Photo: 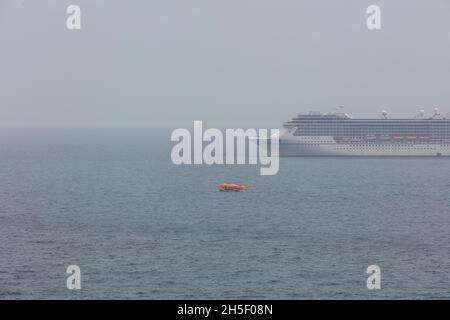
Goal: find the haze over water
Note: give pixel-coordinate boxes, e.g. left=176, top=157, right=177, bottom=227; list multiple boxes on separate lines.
left=0, top=129, right=449, bottom=299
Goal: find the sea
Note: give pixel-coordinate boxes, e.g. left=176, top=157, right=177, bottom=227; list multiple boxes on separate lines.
left=0, top=128, right=449, bottom=299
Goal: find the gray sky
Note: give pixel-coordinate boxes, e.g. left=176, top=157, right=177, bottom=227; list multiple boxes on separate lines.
left=1, top=0, right=450, bottom=129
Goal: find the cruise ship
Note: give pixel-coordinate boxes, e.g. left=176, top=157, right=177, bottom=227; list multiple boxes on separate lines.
left=279, top=108, right=450, bottom=156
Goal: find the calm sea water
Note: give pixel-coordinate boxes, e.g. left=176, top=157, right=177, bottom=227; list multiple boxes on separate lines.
left=0, top=129, right=449, bottom=299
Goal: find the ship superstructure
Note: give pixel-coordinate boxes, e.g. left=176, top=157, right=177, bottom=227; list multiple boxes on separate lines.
left=280, top=109, right=450, bottom=156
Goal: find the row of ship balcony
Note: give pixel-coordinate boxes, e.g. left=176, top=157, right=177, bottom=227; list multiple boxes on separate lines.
left=331, top=135, right=450, bottom=142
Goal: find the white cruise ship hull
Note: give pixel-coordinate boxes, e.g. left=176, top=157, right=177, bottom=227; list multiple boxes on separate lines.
left=280, top=133, right=450, bottom=157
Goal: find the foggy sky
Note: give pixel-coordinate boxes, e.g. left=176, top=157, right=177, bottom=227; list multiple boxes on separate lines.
left=1, top=0, right=450, bottom=129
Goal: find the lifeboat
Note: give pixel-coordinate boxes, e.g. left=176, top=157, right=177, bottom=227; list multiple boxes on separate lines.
left=219, top=183, right=247, bottom=191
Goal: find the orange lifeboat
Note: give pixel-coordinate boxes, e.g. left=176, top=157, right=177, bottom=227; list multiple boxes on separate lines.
left=218, top=183, right=247, bottom=191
